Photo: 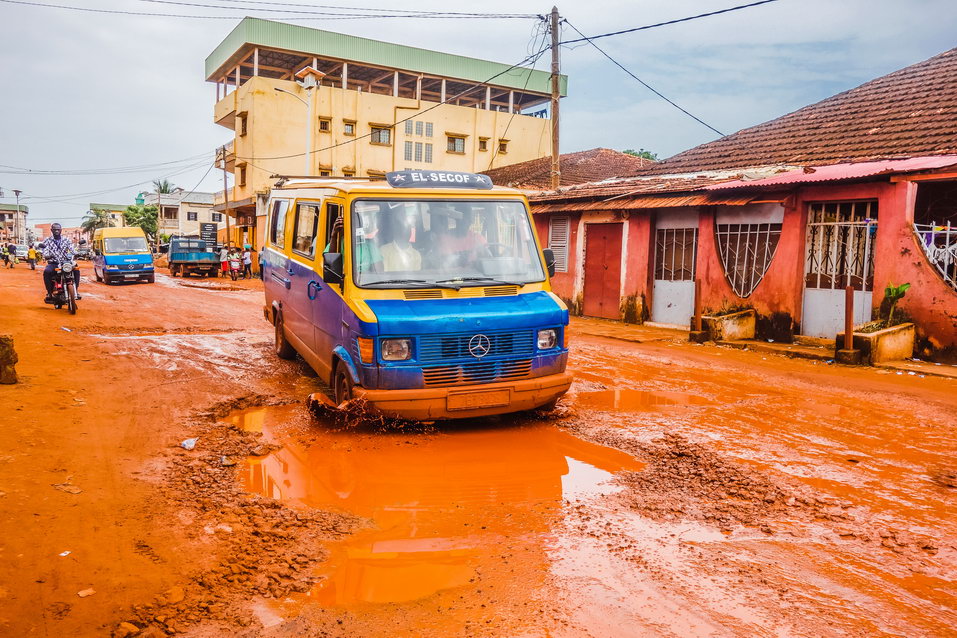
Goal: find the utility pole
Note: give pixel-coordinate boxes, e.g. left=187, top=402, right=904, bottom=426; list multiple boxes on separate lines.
left=155, top=187, right=162, bottom=253
left=550, top=6, right=561, bottom=190
left=220, top=146, right=232, bottom=249
left=12, top=189, right=22, bottom=244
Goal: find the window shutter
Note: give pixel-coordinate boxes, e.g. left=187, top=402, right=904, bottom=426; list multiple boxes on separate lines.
left=548, top=216, right=570, bottom=273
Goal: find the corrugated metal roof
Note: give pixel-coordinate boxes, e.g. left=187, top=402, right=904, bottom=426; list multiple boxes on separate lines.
left=531, top=192, right=760, bottom=213
left=706, top=155, right=957, bottom=190
left=206, top=18, right=566, bottom=96
left=0, top=204, right=28, bottom=212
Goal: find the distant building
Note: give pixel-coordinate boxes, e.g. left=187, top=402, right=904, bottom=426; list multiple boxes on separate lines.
left=0, top=204, right=28, bottom=243
left=90, top=203, right=129, bottom=228
left=33, top=223, right=87, bottom=245
left=140, top=190, right=223, bottom=237
left=205, top=17, right=565, bottom=249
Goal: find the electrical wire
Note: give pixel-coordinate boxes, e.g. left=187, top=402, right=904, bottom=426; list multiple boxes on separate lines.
left=199, top=0, right=537, bottom=17
left=137, top=0, right=535, bottom=18
left=563, top=19, right=725, bottom=137
left=558, top=0, right=782, bottom=45
left=0, top=151, right=216, bottom=176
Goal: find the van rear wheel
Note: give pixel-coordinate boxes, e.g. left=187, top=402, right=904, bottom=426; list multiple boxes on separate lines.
left=274, top=312, right=296, bottom=360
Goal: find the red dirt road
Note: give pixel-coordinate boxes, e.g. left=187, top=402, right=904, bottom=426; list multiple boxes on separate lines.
left=0, top=265, right=955, bottom=637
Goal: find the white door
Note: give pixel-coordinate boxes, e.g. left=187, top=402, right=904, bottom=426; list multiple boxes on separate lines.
left=651, top=210, right=699, bottom=327
left=802, top=201, right=878, bottom=338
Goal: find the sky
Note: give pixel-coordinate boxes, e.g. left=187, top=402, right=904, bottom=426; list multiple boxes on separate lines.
left=1, top=0, right=956, bottom=226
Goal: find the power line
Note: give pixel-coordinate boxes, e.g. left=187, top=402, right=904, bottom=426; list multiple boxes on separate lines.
left=563, top=19, right=725, bottom=137
left=138, top=0, right=535, bottom=18
left=198, top=0, right=537, bottom=17
left=0, top=151, right=216, bottom=176
left=558, top=0, right=782, bottom=45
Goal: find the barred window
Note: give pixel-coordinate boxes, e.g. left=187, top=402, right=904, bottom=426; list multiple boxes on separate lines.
left=415, top=121, right=423, bottom=136
left=425, top=122, right=433, bottom=137
left=424, top=143, right=433, bottom=163
left=404, top=141, right=413, bottom=162
left=715, top=223, right=782, bottom=297
left=414, top=142, right=423, bottom=162
left=404, top=120, right=413, bottom=135
left=447, top=136, right=465, bottom=153
left=371, top=127, right=391, bottom=145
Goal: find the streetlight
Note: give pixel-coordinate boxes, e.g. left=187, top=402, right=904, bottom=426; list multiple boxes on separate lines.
left=274, top=70, right=320, bottom=176
left=12, top=189, right=22, bottom=244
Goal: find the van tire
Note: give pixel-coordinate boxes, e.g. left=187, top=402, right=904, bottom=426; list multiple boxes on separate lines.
left=94, top=269, right=102, bottom=282
left=333, top=364, right=353, bottom=405
left=147, top=275, right=155, bottom=283
left=274, top=312, right=296, bottom=360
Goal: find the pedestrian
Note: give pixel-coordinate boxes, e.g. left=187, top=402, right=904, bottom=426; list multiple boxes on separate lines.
left=242, top=245, right=252, bottom=280
left=0, top=244, right=7, bottom=268
left=219, top=244, right=229, bottom=278
left=27, top=244, right=37, bottom=270
left=5, top=242, right=17, bottom=268
left=258, top=245, right=265, bottom=280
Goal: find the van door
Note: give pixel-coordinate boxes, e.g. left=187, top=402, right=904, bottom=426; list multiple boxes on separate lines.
left=285, top=201, right=324, bottom=366
left=263, top=199, right=292, bottom=328
left=311, top=199, right=349, bottom=378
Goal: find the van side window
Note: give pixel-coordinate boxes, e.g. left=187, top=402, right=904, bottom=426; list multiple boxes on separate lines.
left=270, top=200, right=288, bottom=248
left=291, top=203, right=320, bottom=259
left=325, top=203, right=342, bottom=253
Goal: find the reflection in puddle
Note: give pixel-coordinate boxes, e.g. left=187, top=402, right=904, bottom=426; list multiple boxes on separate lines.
left=229, top=405, right=643, bottom=608
left=573, top=388, right=711, bottom=412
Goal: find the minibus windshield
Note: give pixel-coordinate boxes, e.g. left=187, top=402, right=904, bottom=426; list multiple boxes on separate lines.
left=105, top=237, right=149, bottom=253
left=350, top=199, right=546, bottom=288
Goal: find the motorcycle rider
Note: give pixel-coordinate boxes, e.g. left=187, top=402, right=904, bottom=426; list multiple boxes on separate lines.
left=41, top=223, right=81, bottom=303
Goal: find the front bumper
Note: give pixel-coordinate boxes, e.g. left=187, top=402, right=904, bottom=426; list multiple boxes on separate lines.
left=352, top=371, right=573, bottom=420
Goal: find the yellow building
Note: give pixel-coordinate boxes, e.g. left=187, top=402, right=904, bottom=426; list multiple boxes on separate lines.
left=206, top=17, right=566, bottom=249
left=90, top=203, right=128, bottom=228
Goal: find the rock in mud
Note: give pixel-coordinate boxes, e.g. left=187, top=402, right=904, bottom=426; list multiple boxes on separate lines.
left=0, top=335, right=18, bottom=384
left=113, top=621, right=141, bottom=637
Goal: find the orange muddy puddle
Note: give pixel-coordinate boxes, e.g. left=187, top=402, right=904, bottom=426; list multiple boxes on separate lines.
left=228, top=405, right=644, bottom=610
left=571, top=388, right=712, bottom=412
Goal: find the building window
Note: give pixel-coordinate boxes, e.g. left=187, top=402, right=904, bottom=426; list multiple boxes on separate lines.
left=343, top=121, right=355, bottom=136
left=424, top=143, right=433, bottom=163
left=405, top=120, right=413, bottom=135
left=319, top=170, right=331, bottom=177
left=414, top=142, right=423, bottom=162
left=187, top=211, right=198, bottom=221
left=404, top=141, right=413, bottom=162
left=237, top=164, right=247, bottom=186
left=447, top=136, right=465, bottom=154
left=479, top=138, right=489, bottom=152
left=212, top=213, right=223, bottom=222
left=370, top=126, right=391, bottom=146
left=318, top=118, right=331, bottom=133
left=342, top=169, right=355, bottom=177
left=237, top=113, right=247, bottom=136
left=498, top=139, right=509, bottom=154
left=163, top=207, right=177, bottom=220
left=425, top=122, right=433, bottom=137
left=548, top=216, right=570, bottom=273
left=415, top=121, right=423, bottom=136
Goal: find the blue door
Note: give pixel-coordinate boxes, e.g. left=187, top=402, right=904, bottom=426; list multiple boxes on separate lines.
left=285, top=202, right=323, bottom=362
left=264, top=199, right=292, bottom=330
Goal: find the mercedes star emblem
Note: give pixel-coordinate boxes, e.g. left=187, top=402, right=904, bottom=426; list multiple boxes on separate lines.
left=468, top=334, right=491, bottom=358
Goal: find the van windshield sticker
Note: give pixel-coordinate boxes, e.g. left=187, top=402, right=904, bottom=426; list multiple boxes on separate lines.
left=386, top=170, right=493, bottom=190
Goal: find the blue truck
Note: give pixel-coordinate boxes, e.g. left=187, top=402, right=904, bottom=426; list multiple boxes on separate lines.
left=168, top=237, right=220, bottom=278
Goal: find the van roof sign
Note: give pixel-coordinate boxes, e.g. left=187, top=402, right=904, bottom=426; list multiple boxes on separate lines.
left=386, top=170, right=493, bottom=190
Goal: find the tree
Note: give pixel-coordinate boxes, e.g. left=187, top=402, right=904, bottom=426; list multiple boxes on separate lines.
left=81, top=208, right=115, bottom=234
left=623, top=148, right=659, bottom=161
left=152, top=179, right=175, bottom=194
left=123, top=204, right=158, bottom=242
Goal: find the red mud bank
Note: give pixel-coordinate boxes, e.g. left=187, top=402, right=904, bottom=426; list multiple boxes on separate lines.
left=1, top=266, right=955, bottom=637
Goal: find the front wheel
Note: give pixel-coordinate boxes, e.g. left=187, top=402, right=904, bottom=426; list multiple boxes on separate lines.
left=146, top=275, right=155, bottom=283
left=66, top=282, right=77, bottom=314
left=274, top=312, right=296, bottom=360
left=333, top=365, right=354, bottom=405
left=94, top=269, right=102, bottom=282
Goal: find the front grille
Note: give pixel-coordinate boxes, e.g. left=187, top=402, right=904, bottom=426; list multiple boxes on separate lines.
left=404, top=289, right=443, bottom=299
left=418, top=330, right=535, bottom=363
left=422, top=359, right=532, bottom=387
left=401, top=286, right=520, bottom=300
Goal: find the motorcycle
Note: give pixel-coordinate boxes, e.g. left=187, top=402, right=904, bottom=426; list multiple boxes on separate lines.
left=49, top=260, right=79, bottom=314
left=228, top=256, right=242, bottom=281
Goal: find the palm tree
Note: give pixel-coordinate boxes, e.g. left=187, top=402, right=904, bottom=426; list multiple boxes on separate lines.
left=81, top=208, right=115, bottom=234
left=152, top=179, right=175, bottom=194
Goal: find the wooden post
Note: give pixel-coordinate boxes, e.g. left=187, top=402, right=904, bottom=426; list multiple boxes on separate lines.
left=844, top=285, right=854, bottom=350
left=693, top=278, right=702, bottom=332
left=550, top=6, right=561, bottom=189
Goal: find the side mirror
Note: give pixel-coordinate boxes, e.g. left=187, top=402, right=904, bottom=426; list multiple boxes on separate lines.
left=79, top=239, right=88, bottom=245
left=542, top=249, right=556, bottom=277
left=323, top=252, right=344, bottom=285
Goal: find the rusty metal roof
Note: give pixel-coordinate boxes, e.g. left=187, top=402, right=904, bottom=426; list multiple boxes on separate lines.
left=706, top=155, right=957, bottom=190
left=531, top=192, right=764, bottom=213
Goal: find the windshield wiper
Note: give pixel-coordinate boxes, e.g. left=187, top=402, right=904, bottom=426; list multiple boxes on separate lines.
left=365, top=278, right=460, bottom=289
left=436, top=277, right=524, bottom=287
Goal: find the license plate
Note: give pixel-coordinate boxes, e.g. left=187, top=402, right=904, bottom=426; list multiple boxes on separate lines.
left=447, top=389, right=510, bottom=411
left=124, top=274, right=138, bottom=279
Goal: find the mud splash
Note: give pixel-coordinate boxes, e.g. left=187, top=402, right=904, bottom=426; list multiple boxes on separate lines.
left=228, top=404, right=644, bottom=611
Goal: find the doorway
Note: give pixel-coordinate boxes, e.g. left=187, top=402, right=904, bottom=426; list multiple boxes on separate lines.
left=651, top=211, right=699, bottom=326
left=582, top=223, right=623, bottom=320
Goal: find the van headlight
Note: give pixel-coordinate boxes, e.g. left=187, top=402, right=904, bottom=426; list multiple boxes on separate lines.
left=381, top=338, right=412, bottom=361
left=537, top=329, right=557, bottom=350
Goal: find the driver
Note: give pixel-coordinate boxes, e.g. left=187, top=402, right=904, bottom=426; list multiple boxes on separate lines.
left=41, top=223, right=81, bottom=303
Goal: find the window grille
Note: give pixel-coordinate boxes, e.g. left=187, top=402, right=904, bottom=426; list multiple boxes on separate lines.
left=547, top=216, right=570, bottom=272
left=424, top=143, right=433, bottom=163
left=654, top=228, right=697, bottom=281
left=414, top=142, right=423, bottom=162
left=425, top=122, right=433, bottom=137
left=404, top=120, right=413, bottom=135
left=371, top=127, right=391, bottom=145
left=447, top=136, right=465, bottom=153
left=805, top=201, right=877, bottom=291
left=404, top=141, right=413, bottom=162
left=915, top=221, right=957, bottom=289
left=715, top=223, right=782, bottom=297
left=415, top=121, right=423, bottom=136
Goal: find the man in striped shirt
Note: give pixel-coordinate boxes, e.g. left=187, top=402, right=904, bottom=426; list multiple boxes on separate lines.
left=41, top=223, right=81, bottom=303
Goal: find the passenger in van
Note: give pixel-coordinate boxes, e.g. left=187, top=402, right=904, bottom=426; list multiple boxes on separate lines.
left=379, top=209, right=421, bottom=272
